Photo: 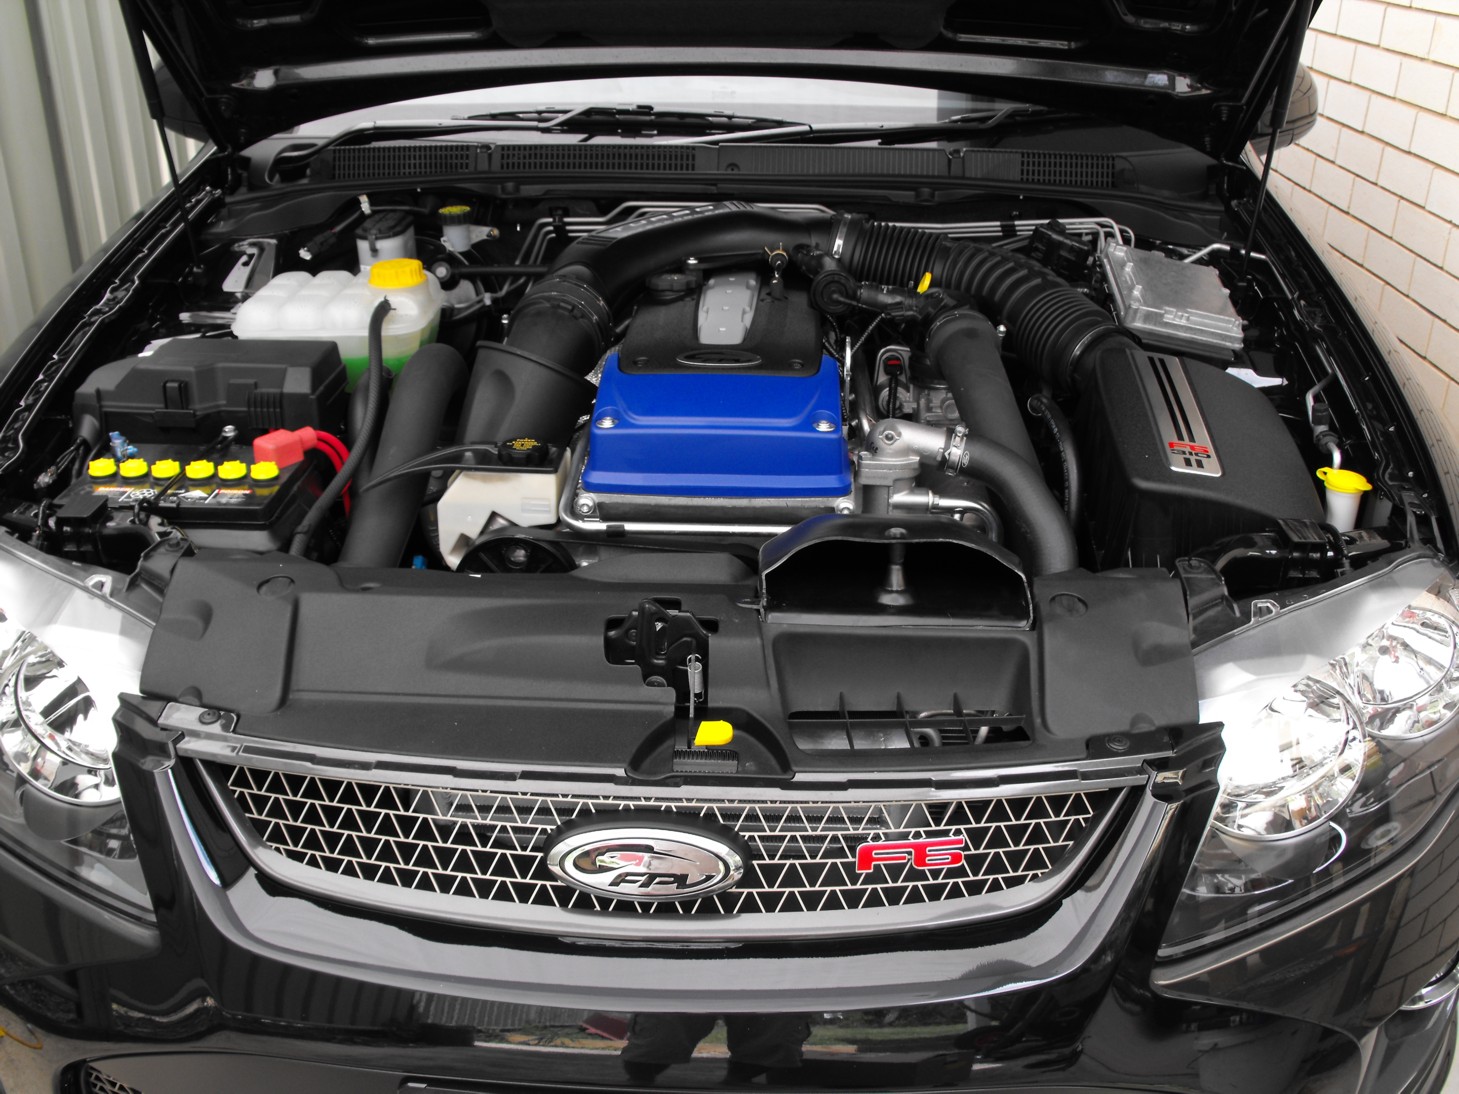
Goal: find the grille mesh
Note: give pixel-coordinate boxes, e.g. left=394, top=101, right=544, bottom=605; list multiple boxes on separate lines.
left=86, top=1069, right=143, bottom=1094
left=1019, top=150, right=1116, bottom=188
left=330, top=142, right=476, bottom=180
left=497, top=145, right=699, bottom=173
left=220, top=765, right=1110, bottom=916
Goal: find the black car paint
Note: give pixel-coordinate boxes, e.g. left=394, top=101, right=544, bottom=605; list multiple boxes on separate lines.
left=0, top=692, right=1454, bottom=1092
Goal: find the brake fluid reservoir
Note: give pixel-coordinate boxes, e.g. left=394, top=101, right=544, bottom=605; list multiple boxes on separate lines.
left=234, top=259, right=442, bottom=387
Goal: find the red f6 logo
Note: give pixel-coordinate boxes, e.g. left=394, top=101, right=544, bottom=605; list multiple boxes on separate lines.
left=855, top=836, right=967, bottom=873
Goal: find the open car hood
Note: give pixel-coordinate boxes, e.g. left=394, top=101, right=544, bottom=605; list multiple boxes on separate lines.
left=126, top=0, right=1315, bottom=160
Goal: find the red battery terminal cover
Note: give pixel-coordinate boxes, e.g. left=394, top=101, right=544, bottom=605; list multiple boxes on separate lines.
left=253, top=427, right=320, bottom=468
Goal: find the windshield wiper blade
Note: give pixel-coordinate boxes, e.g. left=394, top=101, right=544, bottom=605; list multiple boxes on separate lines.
left=459, top=104, right=798, bottom=136
left=664, top=105, right=1071, bottom=145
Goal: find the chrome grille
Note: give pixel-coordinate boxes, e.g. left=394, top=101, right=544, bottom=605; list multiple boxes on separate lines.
left=218, top=765, right=1112, bottom=917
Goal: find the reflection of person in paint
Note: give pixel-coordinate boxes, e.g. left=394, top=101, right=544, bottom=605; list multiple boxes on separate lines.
left=621, top=1012, right=811, bottom=1085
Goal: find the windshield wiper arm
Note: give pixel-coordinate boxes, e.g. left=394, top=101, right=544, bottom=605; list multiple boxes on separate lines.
left=663, top=105, right=1069, bottom=145
left=459, top=104, right=799, bottom=136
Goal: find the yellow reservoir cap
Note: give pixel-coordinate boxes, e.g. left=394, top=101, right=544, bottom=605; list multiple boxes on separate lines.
left=250, top=461, right=279, bottom=481
left=119, top=458, right=149, bottom=479
left=218, top=460, right=247, bottom=481
left=185, top=459, right=215, bottom=480
left=87, top=458, right=118, bottom=478
left=438, top=204, right=471, bottom=215
left=1317, top=467, right=1373, bottom=494
left=150, top=458, right=181, bottom=479
left=693, top=720, right=735, bottom=747
left=368, top=257, right=427, bottom=289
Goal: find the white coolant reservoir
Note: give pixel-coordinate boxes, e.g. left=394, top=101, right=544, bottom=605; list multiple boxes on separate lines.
left=233, top=258, right=443, bottom=387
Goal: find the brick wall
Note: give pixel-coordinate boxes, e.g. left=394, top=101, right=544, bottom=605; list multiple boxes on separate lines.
left=1270, top=0, right=1459, bottom=427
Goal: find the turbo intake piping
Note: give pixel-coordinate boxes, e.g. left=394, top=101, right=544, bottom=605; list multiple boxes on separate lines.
left=338, top=343, right=466, bottom=568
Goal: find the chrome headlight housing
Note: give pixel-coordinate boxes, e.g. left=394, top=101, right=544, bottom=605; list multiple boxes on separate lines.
left=0, top=537, right=152, bottom=915
left=1162, top=556, right=1459, bottom=956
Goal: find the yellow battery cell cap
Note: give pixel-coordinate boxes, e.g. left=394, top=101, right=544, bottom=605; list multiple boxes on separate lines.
left=218, top=460, right=247, bottom=481
left=119, top=458, right=149, bottom=479
left=693, top=720, right=735, bottom=747
left=368, top=257, right=427, bottom=289
left=87, top=458, right=118, bottom=478
left=250, top=461, right=279, bottom=481
left=150, top=458, right=181, bottom=478
left=185, top=459, right=215, bottom=480
left=1316, top=467, right=1373, bottom=494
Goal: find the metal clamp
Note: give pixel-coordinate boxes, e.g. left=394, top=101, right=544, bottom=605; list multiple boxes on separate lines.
left=943, top=424, right=969, bottom=476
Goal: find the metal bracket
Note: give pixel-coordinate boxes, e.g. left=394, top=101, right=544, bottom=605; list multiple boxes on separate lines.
left=605, top=599, right=714, bottom=714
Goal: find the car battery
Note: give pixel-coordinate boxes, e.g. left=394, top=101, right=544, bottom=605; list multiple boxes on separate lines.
left=56, top=443, right=323, bottom=552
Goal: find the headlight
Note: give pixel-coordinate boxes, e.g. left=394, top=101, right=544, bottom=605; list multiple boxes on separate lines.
left=0, top=632, right=121, bottom=805
left=1162, top=558, right=1459, bottom=956
left=1212, top=678, right=1366, bottom=840
left=0, top=537, right=152, bottom=916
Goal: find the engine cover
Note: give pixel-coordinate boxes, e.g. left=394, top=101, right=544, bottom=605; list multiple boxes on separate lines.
left=580, top=271, right=851, bottom=501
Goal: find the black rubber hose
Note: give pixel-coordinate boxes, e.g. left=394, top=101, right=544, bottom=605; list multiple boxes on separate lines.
left=337, top=342, right=468, bottom=568
left=550, top=202, right=824, bottom=306
left=289, top=299, right=391, bottom=556
left=346, top=364, right=392, bottom=487
left=452, top=264, right=549, bottom=276
left=1027, top=393, right=1082, bottom=532
left=836, top=218, right=1122, bottom=392
left=948, top=435, right=1079, bottom=576
left=926, top=309, right=1041, bottom=469
left=457, top=204, right=830, bottom=445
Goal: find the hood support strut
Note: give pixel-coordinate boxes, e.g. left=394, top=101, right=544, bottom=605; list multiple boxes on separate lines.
left=118, top=0, right=202, bottom=277
left=1241, top=0, right=1315, bottom=281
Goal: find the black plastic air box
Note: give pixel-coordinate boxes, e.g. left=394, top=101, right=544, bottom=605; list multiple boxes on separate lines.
left=1078, top=343, right=1323, bottom=568
left=74, top=339, right=346, bottom=444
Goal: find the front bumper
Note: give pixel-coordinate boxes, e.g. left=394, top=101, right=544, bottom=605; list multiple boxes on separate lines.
left=2, top=709, right=1458, bottom=1094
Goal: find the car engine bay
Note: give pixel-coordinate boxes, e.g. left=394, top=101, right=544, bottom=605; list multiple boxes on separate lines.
left=0, top=178, right=1435, bottom=773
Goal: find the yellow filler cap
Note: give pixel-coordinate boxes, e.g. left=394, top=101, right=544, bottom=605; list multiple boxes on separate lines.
left=1316, top=467, right=1373, bottom=495
left=150, top=458, right=181, bottom=479
left=368, top=257, right=427, bottom=289
left=693, top=720, right=735, bottom=747
left=250, top=461, right=279, bottom=481
left=119, top=458, right=149, bottom=479
left=185, top=459, right=215, bottom=480
left=217, top=460, right=247, bottom=481
left=87, top=458, right=118, bottom=478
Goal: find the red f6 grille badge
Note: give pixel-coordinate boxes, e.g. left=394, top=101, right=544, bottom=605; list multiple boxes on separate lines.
left=855, top=836, right=967, bottom=873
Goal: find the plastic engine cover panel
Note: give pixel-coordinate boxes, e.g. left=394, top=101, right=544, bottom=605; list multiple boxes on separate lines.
left=582, top=350, right=850, bottom=497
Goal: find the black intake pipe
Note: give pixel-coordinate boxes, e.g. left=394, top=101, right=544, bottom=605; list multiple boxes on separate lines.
left=835, top=217, right=1123, bottom=392
left=339, top=343, right=466, bottom=568
left=926, top=309, right=1041, bottom=470
left=949, top=435, right=1078, bottom=576
left=457, top=204, right=823, bottom=446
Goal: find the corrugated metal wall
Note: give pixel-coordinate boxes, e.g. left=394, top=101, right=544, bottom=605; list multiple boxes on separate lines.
left=0, top=0, right=196, bottom=350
